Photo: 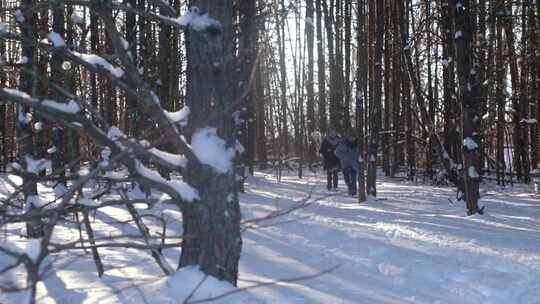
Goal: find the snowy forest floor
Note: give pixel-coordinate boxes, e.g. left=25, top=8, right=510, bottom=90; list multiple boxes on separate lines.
left=1, top=170, right=540, bottom=304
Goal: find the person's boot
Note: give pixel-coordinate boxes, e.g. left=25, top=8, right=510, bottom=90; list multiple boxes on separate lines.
left=327, top=174, right=332, bottom=191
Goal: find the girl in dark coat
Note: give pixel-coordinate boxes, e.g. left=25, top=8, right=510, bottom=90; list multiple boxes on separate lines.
left=319, top=130, right=340, bottom=191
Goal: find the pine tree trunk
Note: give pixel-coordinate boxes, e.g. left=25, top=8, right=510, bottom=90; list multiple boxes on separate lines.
left=157, top=5, right=173, bottom=179
left=476, top=0, right=488, bottom=176
left=104, top=30, right=117, bottom=127
left=366, top=0, right=384, bottom=200
left=35, top=11, right=48, bottom=162
left=390, top=1, right=402, bottom=177
left=495, top=0, right=506, bottom=185
left=255, top=59, right=267, bottom=169
left=333, top=0, right=345, bottom=133
left=19, top=0, right=42, bottom=238
left=65, top=5, right=79, bottom=173
left=501, top=0, right=521, bottom=181
left=343, top=0, right=352, bottom=131
left=50, top=2, right=66, bottom=182
left=401, top=0, right=415, bottom=181
left=426, top=0, right=434, bottom=180
left=291, top=0, right=304, bottom=178
left=239, top=0, right=257, bottom=174
left=125, top=0, right=138, bottom=136
left=276, top=0, right=289, bottom=157
left=356, top=0, right=367, bottom=202
left=441, top=0, right=459, bottom=167
left=382, top=0, right=391, bottom=176
left=531, top=0, right=540, bottom=170
left=306, top=0, right=316, bottom=165
left=179, top=1, right=242, bottom=285
left=518, top=1, right=530, bottom=183
left=315, top=0, right=327, bottom=134
left=455, top=0, right=482, bottom=215
left=322, top=0, right=339, bottom=133
left=90, top=11, right=99, bottom=125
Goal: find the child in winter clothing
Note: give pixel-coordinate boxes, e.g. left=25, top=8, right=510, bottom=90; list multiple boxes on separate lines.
left=319, top=130, right=341, bottom=191
left=334, top=132, right=359, bottom=196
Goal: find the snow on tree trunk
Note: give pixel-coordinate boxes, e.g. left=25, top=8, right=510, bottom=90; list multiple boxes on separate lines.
left=179, top=1, right=242, bottom=286
left=18, top=0, right=43, bottom=239
left=454, top=0, right=482, bottom=215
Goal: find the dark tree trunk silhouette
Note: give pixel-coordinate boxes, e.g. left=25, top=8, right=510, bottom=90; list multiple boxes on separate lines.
left=366, top=0, right=384, bottom=200
left=179, top=0, right=242, bottom=285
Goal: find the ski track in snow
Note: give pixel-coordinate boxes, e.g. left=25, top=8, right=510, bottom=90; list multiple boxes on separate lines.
left=1, top=171, right=539, bottom=303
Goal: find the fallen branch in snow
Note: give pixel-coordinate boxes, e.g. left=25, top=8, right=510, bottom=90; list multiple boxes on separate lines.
left=241, top=191, right=343, bottom=231
left=187, top=264, right=341, bottom=304
left=49, top=240, right=185, bottom=252
left=240, top=194, right=313, bottom=231
left=183, top=274, right=209, bottom=304
left=82, top=209, right=104, bottom=277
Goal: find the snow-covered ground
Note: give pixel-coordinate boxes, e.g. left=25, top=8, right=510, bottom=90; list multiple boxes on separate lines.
left=1, top=170, right=539, bottom=303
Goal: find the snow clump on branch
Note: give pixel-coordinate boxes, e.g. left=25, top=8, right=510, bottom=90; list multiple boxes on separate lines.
left=165, top=106, right=190, bottom=126
left=47, top=32, right=65, bottom=47
left=177, top=6, right=222, bottom=32
left=463, top=137, right=478, bottom=150
left=71, top=51, right=125, bottom=78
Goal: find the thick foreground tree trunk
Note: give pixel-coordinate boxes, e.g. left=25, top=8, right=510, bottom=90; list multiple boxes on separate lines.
left=179, top=0, right=242, bottom=285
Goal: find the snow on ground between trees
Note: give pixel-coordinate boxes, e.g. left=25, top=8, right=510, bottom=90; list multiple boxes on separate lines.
left=1, top=171, right=539, bottom=303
